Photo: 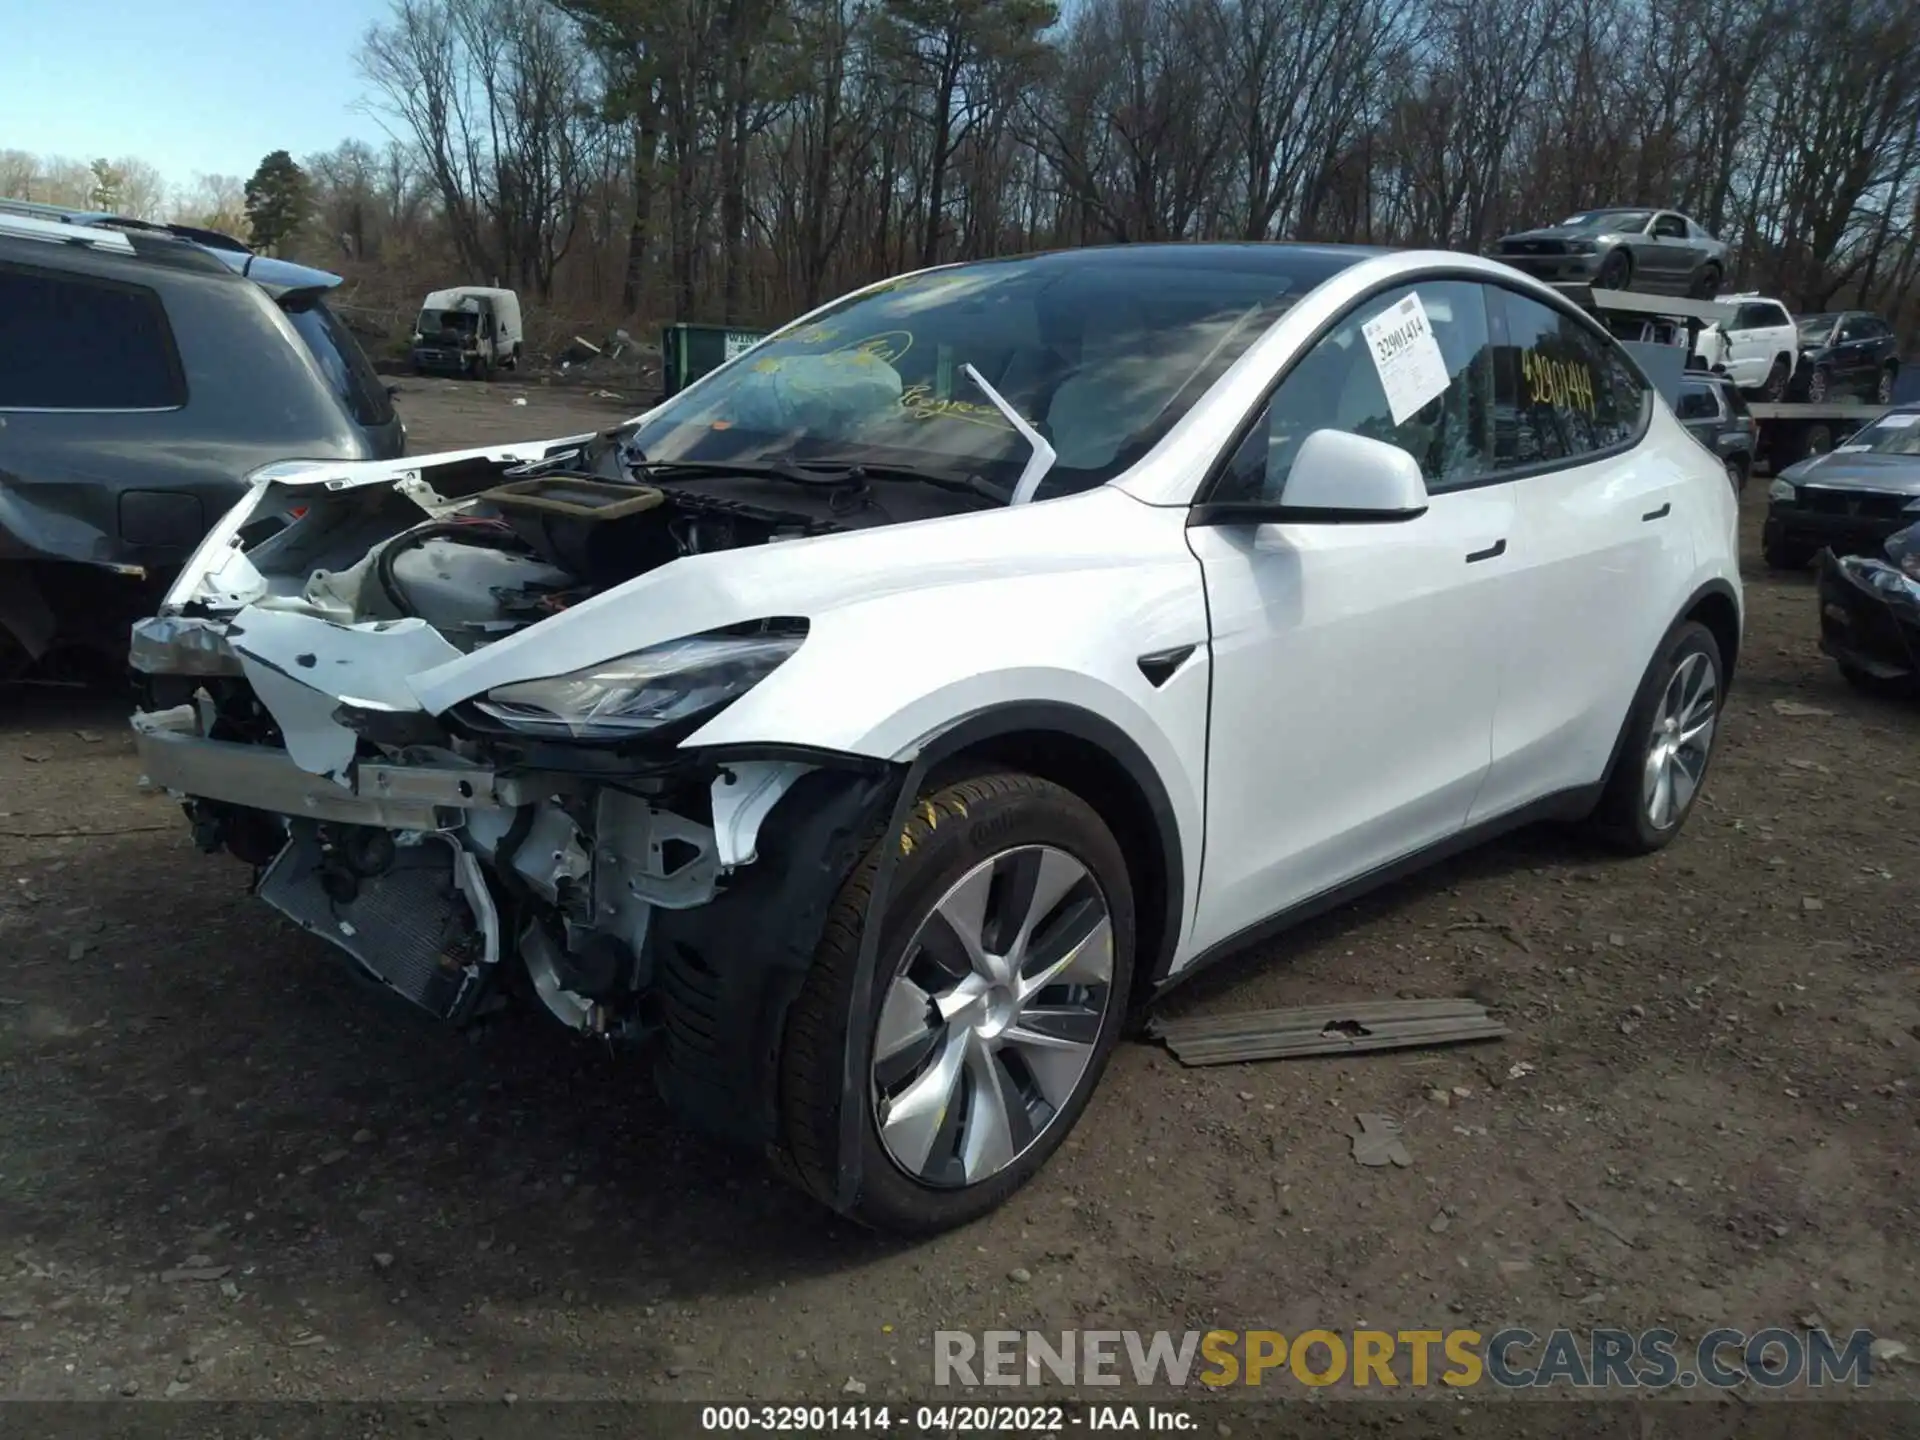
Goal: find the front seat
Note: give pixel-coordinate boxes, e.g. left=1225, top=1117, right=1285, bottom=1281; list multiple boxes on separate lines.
left=1045, top=298, right=1179, bottom=472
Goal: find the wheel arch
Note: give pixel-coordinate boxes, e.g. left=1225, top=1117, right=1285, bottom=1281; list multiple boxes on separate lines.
left=910, top=702, right=1185, bottom=1004
left=1592, top=580, right=1741, bottom=805
left=1683, top=579, right=1742, bottom=690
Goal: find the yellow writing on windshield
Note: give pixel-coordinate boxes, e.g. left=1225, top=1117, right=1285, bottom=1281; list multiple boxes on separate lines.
left=1521, top=349, right=1596, bottom=414
left=899, top=383, right=1014, bottom=430
left=832, top=331, right=914, bottom=365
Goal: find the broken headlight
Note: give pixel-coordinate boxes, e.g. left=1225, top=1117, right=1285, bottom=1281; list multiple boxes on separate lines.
left=472, top=627, right=805, bottom=740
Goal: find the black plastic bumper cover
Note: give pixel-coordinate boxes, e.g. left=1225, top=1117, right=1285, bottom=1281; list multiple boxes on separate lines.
left=1766, top=509, right=1908, bottom=559
left=1817, top=549, right=1920, bottom=679
left=647, top=764, right=904, bottom=1189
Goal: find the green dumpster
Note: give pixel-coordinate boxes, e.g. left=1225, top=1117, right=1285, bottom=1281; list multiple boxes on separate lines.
left=660, top=323, right=769, bottom=397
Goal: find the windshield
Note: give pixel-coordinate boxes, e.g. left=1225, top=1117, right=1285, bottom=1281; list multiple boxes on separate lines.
left=1797, top=314, right=1841, bottom=340
left=620, top=247, right=1364, bottom=496
left=1842, top=410, right=1920, bottom=456
left=421, top=309, right=479, bottom=335
left=1559, top=210, right=1651, bottom=234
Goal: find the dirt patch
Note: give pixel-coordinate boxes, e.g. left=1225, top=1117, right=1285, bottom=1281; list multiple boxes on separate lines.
left=387, top=377, right=641, bottom=454
left=1, top=393, right=1915, bottom=1404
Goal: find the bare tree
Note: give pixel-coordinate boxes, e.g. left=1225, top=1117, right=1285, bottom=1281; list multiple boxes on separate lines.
left=361, top=0, right=603, bottom=296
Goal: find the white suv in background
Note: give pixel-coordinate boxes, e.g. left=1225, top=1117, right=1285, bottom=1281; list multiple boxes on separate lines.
left=1695, top=294, right=1798, bottom=399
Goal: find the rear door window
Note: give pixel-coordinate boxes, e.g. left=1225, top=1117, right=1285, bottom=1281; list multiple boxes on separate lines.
left=283, top=298, right=395, bottom=428
left=0, top=263, right=186, bottom=411
left=1489, top=288, right=1650, bottom=470
left=1675, top=384, right=1719, bottom=421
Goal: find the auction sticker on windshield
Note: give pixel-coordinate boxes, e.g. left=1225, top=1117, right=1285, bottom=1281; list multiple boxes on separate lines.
left=1363, top=293, right=1451, bottom=424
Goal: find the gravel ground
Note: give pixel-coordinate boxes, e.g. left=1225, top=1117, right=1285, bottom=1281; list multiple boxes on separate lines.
left=0, top=382, right=1915, bottom=1409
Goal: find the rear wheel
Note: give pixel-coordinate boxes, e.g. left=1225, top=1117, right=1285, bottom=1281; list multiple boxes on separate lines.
left=1587, top=622, right=1723, bottom=854
left=774, top=771, right=1134, bottom=1234
left=1879, top=365, right=1898, bottom=406
left=1758, top=356, right=1789, bottom=402
left=1690, top=263, right=1722, bottom=300
left=1806, top=365, right=1831, bottom=403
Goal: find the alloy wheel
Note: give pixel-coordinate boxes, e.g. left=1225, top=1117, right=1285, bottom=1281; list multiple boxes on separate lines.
left=871, top=845, right=1113, bottom=1189
left=1808, top=368, right=1828, bottom=402
left=1879, top=370, right=1895, bottom=405
left=1643, top=652, right=1717, bottom=830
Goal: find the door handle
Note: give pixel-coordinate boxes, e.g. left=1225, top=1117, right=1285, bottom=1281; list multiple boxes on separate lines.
left=1642, top=502, right=1672, bottom=521
left=1465, top=539, right=1506, bottom=563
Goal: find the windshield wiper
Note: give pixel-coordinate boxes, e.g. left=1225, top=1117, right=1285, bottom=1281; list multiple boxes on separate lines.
left=961, top=364, right=1055, bottom=505
left=627, top=456, right=1009, bottom=506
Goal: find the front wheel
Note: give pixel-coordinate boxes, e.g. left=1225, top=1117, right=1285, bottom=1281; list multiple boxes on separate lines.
left=774, top=771, right=1135, bottom=1234
left=1759, top=356, right=1790, bottom=402
left=1596, top=250, right=1632, bottom=291
left=1586, top=621, right=1723, bottom=854
left=1806, top=366, right=1831, bottom=403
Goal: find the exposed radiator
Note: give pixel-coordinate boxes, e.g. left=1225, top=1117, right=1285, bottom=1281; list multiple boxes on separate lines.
left=260, top=827, right=499, bottom=1020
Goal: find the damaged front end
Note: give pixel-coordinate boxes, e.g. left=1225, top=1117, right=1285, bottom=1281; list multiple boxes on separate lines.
left=131, top=425, right=908, bottom=1147
left=1817, top=521, right=1920, bottom=692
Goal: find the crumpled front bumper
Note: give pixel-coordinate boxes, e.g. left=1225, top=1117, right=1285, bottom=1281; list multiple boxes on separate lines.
left=133, top=702, right=523, bottom=831
left=1816, top=548, right=1920, bottom=680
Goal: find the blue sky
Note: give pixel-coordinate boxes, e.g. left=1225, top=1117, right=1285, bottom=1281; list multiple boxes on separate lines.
left=0, top=0, right=397, bottom=184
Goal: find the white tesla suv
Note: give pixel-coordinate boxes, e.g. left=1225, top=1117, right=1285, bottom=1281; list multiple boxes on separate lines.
left=130, top=244, right=1741, bottom=1233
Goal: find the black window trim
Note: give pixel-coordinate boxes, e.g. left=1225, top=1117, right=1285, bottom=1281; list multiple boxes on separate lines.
left=0, top=257, right=189, bottom=415
left=1190, top=266, right=1654, bottom=512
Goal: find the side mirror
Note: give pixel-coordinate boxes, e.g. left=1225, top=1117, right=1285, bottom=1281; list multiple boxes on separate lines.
left=1192, top=429, right=1429, bottom=526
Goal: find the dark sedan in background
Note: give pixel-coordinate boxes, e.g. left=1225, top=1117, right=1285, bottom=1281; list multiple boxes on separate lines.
left=1788, top=311, right=1901, bottom=404
left=1764, top=405, right=1920, bottom=568
left=1492, top=207, right=1730, bottom=298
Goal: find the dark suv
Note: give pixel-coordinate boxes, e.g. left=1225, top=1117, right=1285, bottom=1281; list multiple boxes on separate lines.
left=1790, top=311, right=1901, bottom=405
left=1673, top=374, right=1756, bottom=491
left=0, top=202, right=403, bottom=677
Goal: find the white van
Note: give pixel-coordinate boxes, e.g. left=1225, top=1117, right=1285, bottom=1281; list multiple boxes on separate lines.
left=411, top=287, right=524, bottom=379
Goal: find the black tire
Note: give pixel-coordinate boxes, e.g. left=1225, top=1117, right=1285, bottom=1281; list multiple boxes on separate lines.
left=1596, top=250, right=1632, bottom=291
left=1878, top=364, right=1897, bottom=406
left=1724, top=456, right=1748, bottom=493
left=1586, top=621, right=1724, bottom=854
left=1758, top=356, right=1789, bottom=402
left=1690, top=263, right=1722, bottom=300
left=773, top=771, right=1135, bottom=1234
left=1763, top=535, right=1815, bottom=570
